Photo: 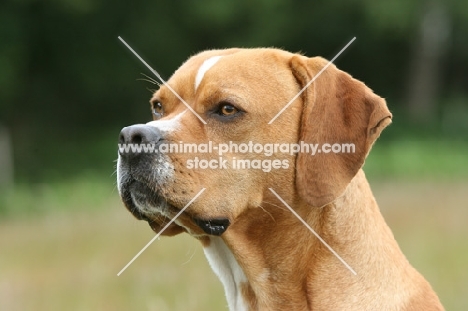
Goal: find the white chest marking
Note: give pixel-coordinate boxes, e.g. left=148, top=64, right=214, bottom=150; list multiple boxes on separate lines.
left=146, top=109, right=186, bottom=134
left=194, top=56, right=222, bottom=92
left=203, top=237, right=248, bottom=311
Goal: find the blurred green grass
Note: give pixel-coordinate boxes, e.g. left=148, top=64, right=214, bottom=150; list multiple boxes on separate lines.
left=0, top=184, right=226, bottom=311
left=1, top=141, right=467, bottom=310
left=364, top=140, right=468, bottom=180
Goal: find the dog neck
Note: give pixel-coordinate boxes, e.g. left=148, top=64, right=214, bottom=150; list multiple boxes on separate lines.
left=203, top=236, right=249, bottom=311
left=201, top=170, right=418, bottom=310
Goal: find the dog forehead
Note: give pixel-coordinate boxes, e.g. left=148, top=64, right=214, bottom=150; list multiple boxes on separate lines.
left=157, top=48, right=297, bottom=106
left=185, top=48, right=288, bottom=71
left=194, top=55, right=222, bottom=92
left=187, top=49, right=294, bottom=90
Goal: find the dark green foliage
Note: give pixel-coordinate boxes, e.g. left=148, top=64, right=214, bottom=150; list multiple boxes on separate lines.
left=0, top=0, right=466, bottom=181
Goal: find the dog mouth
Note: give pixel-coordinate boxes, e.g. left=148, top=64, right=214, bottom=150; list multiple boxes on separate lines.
left=121, top=180, right=166, bottom=215
left=120, top=179, right=231, bottom=236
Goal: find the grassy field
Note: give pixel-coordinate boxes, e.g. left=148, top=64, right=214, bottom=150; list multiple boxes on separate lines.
left=1, top=140, right=468, bottom=310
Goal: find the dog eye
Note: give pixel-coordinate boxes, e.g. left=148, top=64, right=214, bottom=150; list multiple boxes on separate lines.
left=217, top=102, right=239, bottom=116
left=152, top=102, right=164, bottom=119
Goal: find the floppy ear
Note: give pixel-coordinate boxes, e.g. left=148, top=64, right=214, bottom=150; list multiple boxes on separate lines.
left=290, top=55, right=392, bottom=207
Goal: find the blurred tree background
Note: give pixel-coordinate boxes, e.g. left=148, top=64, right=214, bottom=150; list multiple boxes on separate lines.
left=0, top=1, right=467, bottom=310
left=0, top=0, right=467, bottom=183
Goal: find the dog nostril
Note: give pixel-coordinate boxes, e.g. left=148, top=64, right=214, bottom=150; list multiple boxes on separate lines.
left=119, top=133, right=125, bottom=144
left=131, top=133, right=143, bottom=144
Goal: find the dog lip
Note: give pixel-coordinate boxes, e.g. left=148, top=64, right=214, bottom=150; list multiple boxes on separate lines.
left=120, top=179, right=167, bottom=220
left=193, top=218, right=231, bottom=236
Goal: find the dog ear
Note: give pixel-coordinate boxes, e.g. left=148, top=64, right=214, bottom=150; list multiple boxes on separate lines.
left=290, top=55, right=392, bottom=207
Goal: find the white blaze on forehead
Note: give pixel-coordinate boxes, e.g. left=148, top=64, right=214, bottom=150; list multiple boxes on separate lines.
left=146, top=109, right=187, bottom=133
left=194, top=56, right=222, bottom=92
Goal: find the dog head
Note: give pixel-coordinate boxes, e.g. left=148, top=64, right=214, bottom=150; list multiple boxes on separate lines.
left=117, top=48, right=391, bottom=237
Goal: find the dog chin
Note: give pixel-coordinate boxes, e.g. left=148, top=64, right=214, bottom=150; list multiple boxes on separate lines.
left=119, top=179, right=170, bottom=220
left=120, top=181, right=200, bottom=237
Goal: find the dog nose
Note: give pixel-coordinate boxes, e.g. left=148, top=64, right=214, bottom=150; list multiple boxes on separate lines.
left=119, top=124, right=162, bottom=158
left=119, top=124, right=162, bottom=145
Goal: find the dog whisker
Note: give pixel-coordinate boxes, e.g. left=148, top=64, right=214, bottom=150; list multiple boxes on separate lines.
left=181, top=245, right=197, bottom=265
left=262, top=200, right=287, bottom=211
left=257, top=204, right=276, bottom=222
left=137, top=78, right=159, bottom=85
left=111, top=183, right=118, bottom=194
left=139, top=73, right=161, bottom=86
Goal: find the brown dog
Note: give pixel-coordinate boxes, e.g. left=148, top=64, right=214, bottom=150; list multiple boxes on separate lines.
left=117, top=48, right=444, bottom=310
